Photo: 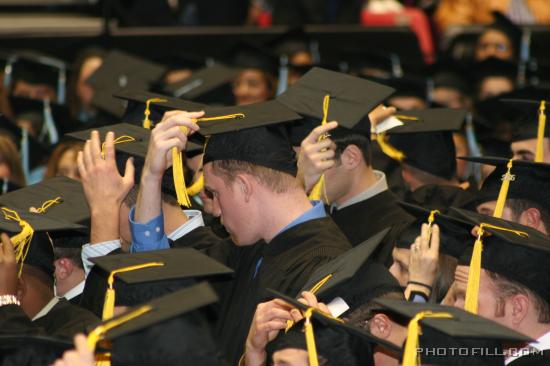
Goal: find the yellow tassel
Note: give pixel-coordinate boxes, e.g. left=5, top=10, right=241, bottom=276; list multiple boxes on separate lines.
left=102, top=262, right=164, bottom=320
left=101, top=135, right=136, bottom=159
left=143, top=98, right=167, bottom=130
left=402, top=311, right=453, bottom=366
left=308, top=95, right=331, bottom=203
left=186, top=172, right=204, bottom=196
left=376, top=132, right=406, bottom=161
left=35, top=197, right=62, bottom=214
left=95, top=353, right=111, bottom=366
left=493, top=159, right=514, bottom=219
left=304, top=308, right=319, bottom=366
left=88, top=304, right=152, bottom=352
left=536, top=101, right=546, bottom=163
left=1, top=207, right=34, bottom=277
left=464, top=223, right=528, bottom=314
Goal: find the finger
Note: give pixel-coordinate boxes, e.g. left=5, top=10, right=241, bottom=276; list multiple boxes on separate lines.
left=161, top=137, right=187, bottom=154
left=302, top=121, right=338, bottom=146
left=1, top=233, right=15, bottom=261
left=73, top=333, right=91, bottom=355
left=123, top=157, right=135, bottom=186
left=430, top=224, right=440, bottom=254
left=410, top=237, right=421, bottom=254
left=318, top=303, right=332, bottom=315
left=300, top=291, right=319, bottom=308
left=77, top=151, right=87, bottom=180
left=90, top=130, right=102, bottom=164
left=289, top=309, right=303, bottom=322
left=261, top=308, right=294, bottom=322
left=314, top=160, right=336, bottom=171
left=420, top=223, right=430, bottom=250
left=312, top=138, right=334, bottom=152
left=103, top=131, right=116, bottom=162
left=82, top=139, right=93, bottom=169
left=311, top=149, right=336, bottom=162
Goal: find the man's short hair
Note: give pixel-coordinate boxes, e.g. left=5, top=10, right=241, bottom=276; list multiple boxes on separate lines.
left=488, top=271, right=550, bottom=323
left=507, top=198, right=550, bottom=233
left=53, top=247, right=83, bottom=270
left=210, top=160, right=300, bottom=194
left=333, top=133, right=372, bottom=167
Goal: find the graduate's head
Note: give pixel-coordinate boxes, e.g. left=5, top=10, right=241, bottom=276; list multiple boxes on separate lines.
left=322, top=132, right=373, bottom=206
left=203, top=125, right=300, bottom=245
left=512, top=137, right=550, bottom=163
left=475, top=12, right=520, bottom=62
left=52, top=234, right=86, bottom=298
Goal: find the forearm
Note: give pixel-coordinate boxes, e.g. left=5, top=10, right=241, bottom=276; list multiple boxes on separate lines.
left=90, top=206, right=120, bottom=244
left=135, top=172, right=163, bottom=224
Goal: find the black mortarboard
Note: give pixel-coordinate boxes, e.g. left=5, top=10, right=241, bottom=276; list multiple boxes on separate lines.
left=162, top=63, right=238, bottom=105
left=384, top=108, right=467, bottom=179
left=201, top=100, right=301, bottom=175
left=474, top=57, right=518, bottom=84
left=380, top=75, right=429, bottom=102
left=230, top=42, right=279, bottom=76
left=86, top=50, right=167, bottom=118
left=451, top=208, right=550, bottom=307
left=299, top=228, right=391, bottom=299
left=461, top=156, right=550, bottom=212
left=430, top=59, right=471, bottom=95
left=0, top=334, right=73, bottom=365
left=267, top=288, right=402, bottom=355
left=88, top=281, right=218, bottom=348
left=503, top=95, right=550, bottom=144
left=396, top=202, right=472, bottom=258
left=277, top=67, right=395, bottom=136
left=0, top=207, right=85, bottom=277
left=487, top=11, right=523, bottom=56
left=0, top=176, right=89, bottom=226
left=375, top=299, right=531, bottom=366
left=114, top=89, right=206, bottom=128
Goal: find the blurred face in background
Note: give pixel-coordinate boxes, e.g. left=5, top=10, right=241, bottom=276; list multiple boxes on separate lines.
left=475, top=30, right=514, bottom=62
left=233, top=69, right=273, bottom=105
left=56, top=148, right=80, bottom=180
left=13, top=80, right=57, bottom=102
left=76, top=56, right=103, bottom=111
left=478, top=76, right=515, bottom=100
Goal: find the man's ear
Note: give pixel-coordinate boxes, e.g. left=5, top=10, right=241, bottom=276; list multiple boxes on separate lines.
left=369, top=313, right=393, bottom=339
left=340, top=144, right=362, bottom=170
left=54, top=258, right=72, bottom=281
left=509, top=293, right=530, bottom=325
left=520, top=207, right=543, bottom=232
left=234, top=174, right=254, bottom=203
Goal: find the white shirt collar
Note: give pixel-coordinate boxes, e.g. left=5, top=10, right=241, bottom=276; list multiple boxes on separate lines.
left=505, top=329, right=550, bottom=364
left=332, top=170, right=388, bottom=211
left=62, top=280, right=85, bottom=301
left=32, top=296, right=60, bottom=321
left=167, top=210, right=204, bottom=241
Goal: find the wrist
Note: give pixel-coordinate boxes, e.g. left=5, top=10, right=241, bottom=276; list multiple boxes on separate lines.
left=243, top=348, right=267, bottom=366
left=141, top=170, right=164, bottom=186
left=406, top=282, right=432, bottom=298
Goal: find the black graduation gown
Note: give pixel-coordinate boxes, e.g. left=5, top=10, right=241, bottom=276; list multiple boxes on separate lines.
left=404, top=184, right=478, bottom=212
left=0, top=298, right=99, bottom=340
left=179, top=217, right=351, bottom=365
left=68, top=293, right=82, bottom=306
left=508, top=350, right=550, bottom=366
left=330, top=189, right=414, bottom=267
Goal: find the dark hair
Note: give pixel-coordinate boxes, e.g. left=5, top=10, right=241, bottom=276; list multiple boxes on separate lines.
left=53, top=247, right=83, bottom=269
left=344, top=291, right=405, bottom=331
left=333, top=133, right=372, bottom=167
left=488, top=271, right=550, bottom=323
left=508, top=198, right=550, bottom=234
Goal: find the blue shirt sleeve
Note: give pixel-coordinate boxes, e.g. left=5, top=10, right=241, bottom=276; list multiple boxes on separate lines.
left=129, top=206, right=170, bottom=252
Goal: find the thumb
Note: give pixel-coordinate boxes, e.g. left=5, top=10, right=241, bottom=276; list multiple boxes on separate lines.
left=1, top=233, right=15, bottom=261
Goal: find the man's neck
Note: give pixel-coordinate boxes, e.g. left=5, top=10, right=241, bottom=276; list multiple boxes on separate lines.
left=56, top=270, right=85, bottom=297
left=24, top=290, right=54, bottom=319
left=516, top=320, right=550, bottom=342
left=261, top=190, right=317, bottom=243
left=163, top=202, right=189, bottom=234
left=335, top=167, right=379, bottom=206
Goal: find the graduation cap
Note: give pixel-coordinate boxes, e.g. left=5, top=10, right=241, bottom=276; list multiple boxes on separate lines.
left=0, top=334, right=73, bottom=365
left=487, top=11, right=523, bottom=56
left=87, top=281, right=218, bottom=352
left=503, top=96, right=549, bottom=162
left=429, top=59, right=471, bottom=95
left=201, top=100, right=301, bottom=177
left=474, top=57, right=518, bottom=85
left=113, top=90, right=206, bottom=129
left=380, top=75, right=429, bottom=103
left=86, top=50, right=167, bottom=118
left=90, top=247, right=233, bottom=320
left=0, top=176, right=89, bottom=227
left=230, top=42, right=280, bottom=77
left=396, top=202, right=472, bottom=258
left=0, top=206, right=85, bottom=278
left=375, top=299, right=531, bottom=366
left=267, top=288, right=402, bottom=365
left=450, top=208, right=550, bottom=314
left=381, top=108, right=467, bottom=180
left=162, top=63, right=238, bottom=105
left=460, top=156, right=550, bottom=213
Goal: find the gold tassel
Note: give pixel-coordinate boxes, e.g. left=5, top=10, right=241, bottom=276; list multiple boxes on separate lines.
left=304, top=308, right=319, bottom=366
left=186, top=172, right=204, bottom=196
left=493, top=159, right=514, bottom=219
left=173, top=116, right=242, bottom=207
left=102, top=262, right=164, bottom=320
left=402, top=311, right=453, bottom=366
left=376, top=132, right=406, bottom=161
left=536, top=101, right=547, bottom=163
left=143, top=98, right=167, bottom=130
left=35, top=197, right=62, bottom=214
left=464, top=223, right=528, bottom=314
left=101, top=135, right=136, bottom=159
left=1, top=207, right=34, bottom=277
left=308, top=95, right=331, bottom=203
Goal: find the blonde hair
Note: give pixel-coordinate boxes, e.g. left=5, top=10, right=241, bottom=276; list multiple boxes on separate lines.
left=44, top=140, right=84, bottom=179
